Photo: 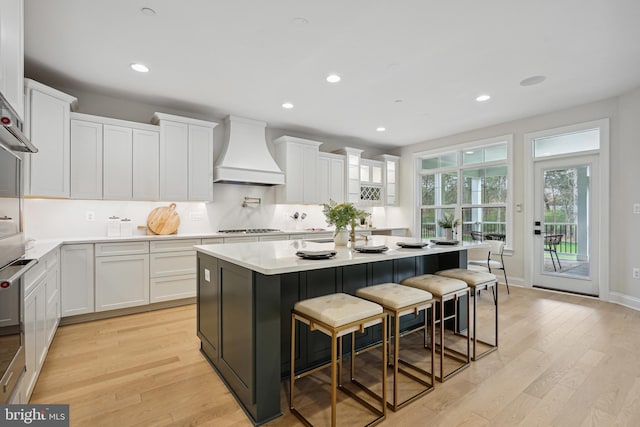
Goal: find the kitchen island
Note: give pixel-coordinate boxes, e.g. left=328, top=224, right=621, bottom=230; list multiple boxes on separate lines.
left=195, top=236, right=473, bottom=425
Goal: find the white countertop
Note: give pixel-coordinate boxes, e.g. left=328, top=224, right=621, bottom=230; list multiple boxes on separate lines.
left=20, top=228, right=408, bottom=262
left=195, top=236, right=484, bottom=275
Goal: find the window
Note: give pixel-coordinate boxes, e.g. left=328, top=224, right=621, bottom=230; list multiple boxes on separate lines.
left=416, top=136, right=513, bottom=244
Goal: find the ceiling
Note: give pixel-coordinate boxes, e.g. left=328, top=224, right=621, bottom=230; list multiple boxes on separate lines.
left=23, top=0, right=640, bottom=148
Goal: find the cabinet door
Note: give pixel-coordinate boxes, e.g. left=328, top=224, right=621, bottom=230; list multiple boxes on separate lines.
left=70, top=120, right=103, bottom=199
left=159, top=120, right=188, bottom=201
left=301, top=144, right=319, bottom=203
left=188, top=124, right=214, bottom=201
left=0, top=0, right=24, bottom=120
left=23, top=280, right=46, bottom=399
left=27, top=89, right=70, bottom=197
left=44, top=250, right=60, bottom=345
left=61, top=244, right=94, bottom=317
left=132, top=129, right=160, bottom=200
left=329, top=157, right=345, bottom=202
left=103, top=124, right=133, bottom=200
left=95, top=254, right=150, bottom=311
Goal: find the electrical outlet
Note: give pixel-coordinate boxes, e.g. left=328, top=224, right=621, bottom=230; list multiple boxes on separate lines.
left=85, top=211, right=95, bottom=221
left=634, top=268, right=640, bottom=279
left=634, top=203, right=640, bottom=214
left=189, top=212, right=204, bottom=221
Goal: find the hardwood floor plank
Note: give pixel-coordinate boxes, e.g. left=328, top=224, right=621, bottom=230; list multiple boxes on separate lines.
left=29, top=285, right=640, bottom=426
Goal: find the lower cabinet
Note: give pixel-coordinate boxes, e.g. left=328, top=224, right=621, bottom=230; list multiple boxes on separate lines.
left=23, top=247, right=60, bottom=401
left=95, top=252, right=150, bottom=311
left=61, top=244, right=94, bottom=316
left=149, top=238, right=200, bottom=302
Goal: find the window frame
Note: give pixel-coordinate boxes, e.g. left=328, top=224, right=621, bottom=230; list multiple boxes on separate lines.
left=413, top=134, right=514, bottom=249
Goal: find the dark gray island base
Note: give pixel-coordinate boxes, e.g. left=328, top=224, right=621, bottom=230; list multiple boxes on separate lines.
left=196, top=242, right=467, bottom=425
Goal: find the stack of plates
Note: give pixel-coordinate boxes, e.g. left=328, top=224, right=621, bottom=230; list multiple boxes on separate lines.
left=430, top=239, right=460, bottom=245
left=396, top=241, right=428, bottom=248
left=295, top=250, right=337, bottom=260
left=353, top=245, right=389, bottom=253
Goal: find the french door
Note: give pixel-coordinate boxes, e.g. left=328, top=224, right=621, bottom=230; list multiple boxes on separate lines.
left=532, top=155, right=599, bottom=295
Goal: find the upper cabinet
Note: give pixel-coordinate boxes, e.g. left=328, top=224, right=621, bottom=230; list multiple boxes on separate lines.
left=70, top=113, right=161, bottom=200
left=273, top=136, right=321, bottom=204
left=374, top=154, right=400, bottom=206
left=334, top=147, right=400, bottom=207
left=23, top=80, right=77, bottom=198
left=152, top=113, right=218, bottom=202
left=318, top=152, right=345, bottom=204
left=0, top=0, right=24, bottom=121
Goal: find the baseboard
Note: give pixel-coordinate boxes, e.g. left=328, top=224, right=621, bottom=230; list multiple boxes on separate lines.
left=608, top=292, right=640, bottom=311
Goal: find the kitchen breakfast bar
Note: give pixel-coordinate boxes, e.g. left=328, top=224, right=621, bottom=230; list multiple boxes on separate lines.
left=195, top=236, right=471, bottom=425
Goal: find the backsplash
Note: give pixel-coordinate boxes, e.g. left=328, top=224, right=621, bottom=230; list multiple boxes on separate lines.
left=23, top=184, right=407, bottom=239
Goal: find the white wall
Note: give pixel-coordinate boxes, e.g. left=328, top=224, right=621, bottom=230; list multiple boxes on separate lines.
left=399, top=86, right=640, bottom=308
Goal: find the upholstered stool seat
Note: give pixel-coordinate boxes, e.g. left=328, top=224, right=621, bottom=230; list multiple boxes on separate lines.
left=436, top=268, right=498, bottom=361
left=400, top=274, right=470, bottom=382
left=291, top=293, right=387, bottom=427
left=356, top=283, right=435, bottom=410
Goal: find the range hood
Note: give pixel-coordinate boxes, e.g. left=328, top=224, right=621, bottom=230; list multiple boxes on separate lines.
left=213, top=115, right=284, bottom=186
left=0, top=95, right=38, bottom=153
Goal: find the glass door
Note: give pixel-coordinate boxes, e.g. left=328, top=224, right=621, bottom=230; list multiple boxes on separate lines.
left=533, top=155, right=599, bottom=295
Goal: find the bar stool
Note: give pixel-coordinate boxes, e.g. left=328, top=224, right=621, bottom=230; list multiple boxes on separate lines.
left=436, top=268, right=498, bottom=361
left=400, top=274, right=470, bottom=382
left=290, top=293, right=387, bottom=427
left=355, top=283, right=435, bottom=411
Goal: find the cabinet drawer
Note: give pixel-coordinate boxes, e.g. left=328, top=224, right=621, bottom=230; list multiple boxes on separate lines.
left=95, top=241, right=149, bottom=256
left=150, top=251, right=196, bottom=277
left=202, top=238, right=224, bottom=245
left=150, top=274, right=196, bottom=302
left=150, top=239, right=201, bottom=253
left=223, top=236, right=259, bottom=244
left=258, top=234, right=290, bottom=242
left=23, top=262, right=46, bottom=296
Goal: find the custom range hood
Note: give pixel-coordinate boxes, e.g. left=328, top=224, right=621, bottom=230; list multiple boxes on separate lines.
left=213, top=115, right=284, bottom=186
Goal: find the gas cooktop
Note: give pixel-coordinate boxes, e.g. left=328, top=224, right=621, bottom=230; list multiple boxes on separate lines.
left=218, top=228, right=282, bottom=234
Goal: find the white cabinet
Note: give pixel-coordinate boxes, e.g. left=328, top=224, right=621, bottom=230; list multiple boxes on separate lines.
left=223, top=236, right=259, bottom=244
left=23, top=276, right=45, bottom=399
left=259, top=234, right=290, bottom=241
left=103, top=122, right=160, bottom=200
left=103, top=124, right=133, bottom=199
left=188, top=124, right=215, bottom=200
left=72, top=113, right=161, bottom=201
left=359, top=159, right=384, bottom=206
left=70, top=118, right=103, bottom=199
left=132, top=129, right=160, bottom=200
left=201, top=238, right=224, bottom=245
left=0, top=0, right=24, bottom=120
left=95, top=241, right=150, bottom=311
left=23, top=79, right=76, bottom=197
left=149, top=238, right=200, bottom=302
left=61, top=244, right=94, bottom=317
left=152, top=113, right=218, bottom=201
left=374, top=154, right=400, bottom=206
left=22, top=247, right=60, bottom=401
left=319, top=152, right=345, bottom=203
left=335, top=147, right=363, bottom=204
left=273, top=136, right=321, bottom=204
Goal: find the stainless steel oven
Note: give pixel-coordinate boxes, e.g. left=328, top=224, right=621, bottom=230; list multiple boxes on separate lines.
left=0, top=99, right=38, bottom=403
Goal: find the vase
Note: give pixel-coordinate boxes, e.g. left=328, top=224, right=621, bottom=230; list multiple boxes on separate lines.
left=334, top=229, right=349, bottom=246
left=445, top=228, right=454, bottom=240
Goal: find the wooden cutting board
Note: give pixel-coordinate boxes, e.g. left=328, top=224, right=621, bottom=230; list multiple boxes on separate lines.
left=147, top=203, right=180, bottom=235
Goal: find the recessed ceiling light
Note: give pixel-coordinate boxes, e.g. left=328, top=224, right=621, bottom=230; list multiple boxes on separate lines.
left=376, top=127, right=386, bottom=132
left=282, top=102, right=294, bottom=109
left=326, top=74, right=341, bottom=83
left=476, top=94, right=491, bottom=102
left=291, top=17, right=309, bottom=25
left=130, top=63, right=149, bottom=73
left=141, top=7, right=156, bottom=16
left=520, top=75, right=546, bottom=86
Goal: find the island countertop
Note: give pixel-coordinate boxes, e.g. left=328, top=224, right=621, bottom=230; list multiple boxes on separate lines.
left=195, top=236, right=484, bottom=275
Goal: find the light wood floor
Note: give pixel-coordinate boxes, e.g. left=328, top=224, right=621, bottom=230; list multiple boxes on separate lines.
left=31, top=285, right=640, bottom=426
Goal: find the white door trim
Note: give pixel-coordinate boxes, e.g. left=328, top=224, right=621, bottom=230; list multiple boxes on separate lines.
left=523, top=118, right=610, bottom=299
